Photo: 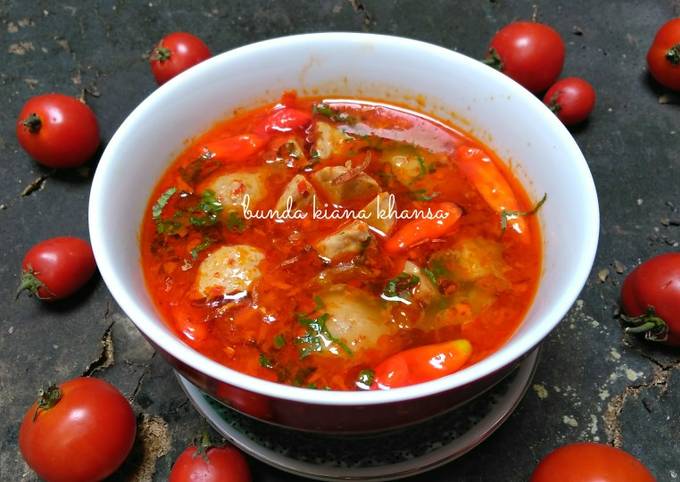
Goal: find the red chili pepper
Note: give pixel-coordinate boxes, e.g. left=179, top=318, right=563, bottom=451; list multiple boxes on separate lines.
left=258, top=108, right=312, bottom=135
left=202, top=134, right=266, bottom=162
left=384, top=202, right=462, bottom=253
left=172, top=305, right=208, bottom=347
left=455, top=145, right=528, bottom=236
left=372, top=339, right=472, bottom=389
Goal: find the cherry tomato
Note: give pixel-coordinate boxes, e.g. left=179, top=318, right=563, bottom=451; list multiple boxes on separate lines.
left=169, top=435, right=251, bottom=482
left=484, top=21, right=565, bottom=93
left=16, top=94, right=100, bottom=168
left=544, top=77, right=596, bottom=126
left=19, top=377, right=136, bottom=482
left=17, top=237, right=96, bottom=301
left=150, top=32, right=211, bottom=85
left=530, top=443, right=655, bottom=482
left=621, top=252, right=680, bottom=346
left=647, top=18, right=680, bottom=91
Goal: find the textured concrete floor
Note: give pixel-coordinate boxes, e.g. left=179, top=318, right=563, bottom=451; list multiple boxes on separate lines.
left=1, top=1, right=679, bottom=480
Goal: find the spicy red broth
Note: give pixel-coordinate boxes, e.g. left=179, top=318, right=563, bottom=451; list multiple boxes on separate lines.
left=140, top=92, right=543, bottom=391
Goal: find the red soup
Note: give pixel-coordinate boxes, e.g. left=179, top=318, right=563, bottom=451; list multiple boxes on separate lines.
left=141, top=92, right=543, bottom=391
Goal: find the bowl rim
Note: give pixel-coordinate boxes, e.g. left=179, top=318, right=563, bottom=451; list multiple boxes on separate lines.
left=89, top=31, right=599, bottom=406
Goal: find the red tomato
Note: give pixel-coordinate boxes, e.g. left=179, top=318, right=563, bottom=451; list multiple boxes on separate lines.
left=544, top=77, right=596, bottom=126
left=150, top=32, right=211, bottom=85
left=17, top=237, right=96, bottom=301
left=647, top=18, right=680, bottom=91
left=621, top=252, right=680, bottom=346
left=485, top=21, right=565, bottom=93
left=19, top=377, right=136, bottom=482
left=530, top=443, right=655, bottom=482
left=16, top=94, right=100, bottom=168
left=169, top=438, right=251, bottom=482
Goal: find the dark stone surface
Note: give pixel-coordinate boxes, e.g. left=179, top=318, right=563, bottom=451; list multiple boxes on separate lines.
left=1, top=0, right=679, bottom=480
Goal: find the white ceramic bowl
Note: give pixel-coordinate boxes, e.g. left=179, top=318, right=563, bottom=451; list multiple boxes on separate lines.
left=89, top=32, right=599, bottom=433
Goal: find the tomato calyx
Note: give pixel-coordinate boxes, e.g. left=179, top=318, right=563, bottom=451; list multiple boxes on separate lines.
left=666, top=44, right=680, bottom=65
left=152, top=46, right=172, bottom=63
left=547, top=94, right=561, bottom=114
left=192, top=432, right=214, bottom=463
left=22, top=113, right=42, bottom=133
left=33, top=384, right=62, bottom=421
left=482, top=48, right=504, bottom=71
left=16, top=266, right=52, bottom=300
left=621, top=306, right=669, bottom=343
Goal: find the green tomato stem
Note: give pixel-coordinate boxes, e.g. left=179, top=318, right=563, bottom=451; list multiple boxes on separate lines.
left=193, top=431, right=213, bottom=462
left=666, top=44, right=680, bottom=65
left=154, top=46, right=172, bottom=62
left=22, top=113, right=42, bottom=133
left=33, top=384, right=62, bottom=421
left=621, top=307, right=669, bottom=343
left=482, top=48, right=503, bottom=71
left=16, top=269, right=45, bottom=300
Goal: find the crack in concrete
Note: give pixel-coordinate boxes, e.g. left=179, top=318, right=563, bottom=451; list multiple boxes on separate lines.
left=131, top=352, right=157, bottom=403
left=53, top=30, right=99, bottom=103
left=20, top=171, right=54, bottom=197
left=603, top=356, right=680, bottom=447
left=82, top=321, right=115, bottom=377
left=347, top=0, right=373, bottom=27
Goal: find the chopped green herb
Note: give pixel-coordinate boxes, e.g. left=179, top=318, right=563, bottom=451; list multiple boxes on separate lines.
left=189, top=189, right=223, bottom=227
left=356, top=369, right=375, bottom=389
left=259, top=353, right=274, bottom=369
left=423, top=259, right=449, bottom=285
left=273, top=334, right=286, bottom=349
left=423, top=269, right=437, bottom=285
left=410, top=189, right=439, bottom=201
left=292, top=367, right=316, bottom=386
left=383, top=273, right=420, bottom=299
left=179, top=154, right=221, bottom=185
left=306, top=383, right=317, bottom=389
left=295, top=312, right=352, bottom=358
left=152, top=187, right=177, bottom=220
left=417, top=156, right=427, bottom=177
left=155, top=207, right=183, bottom=235
left=363, top=136, right=384, bottom=151
left=225, top=211, right=246, bottom=233
left=312, top=103, right=335, bottom=117
left=156, top=218, right=182, bottom=235
left=301, top=150, right=321, bottom=171
left=313, top=295, right=325, bottom=311
left=500, top=193, right=547, bottom=234
left=414, top=156, right=438, bottom=180
left=190, top=237, right=214, bottom=260
left=278, top=141, right=304, bottom=160
left=275, top=366, right=290, bottom=383
left=377, top=171, right=396, bottom=185
left=312, top=102, right=356, bottom=124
